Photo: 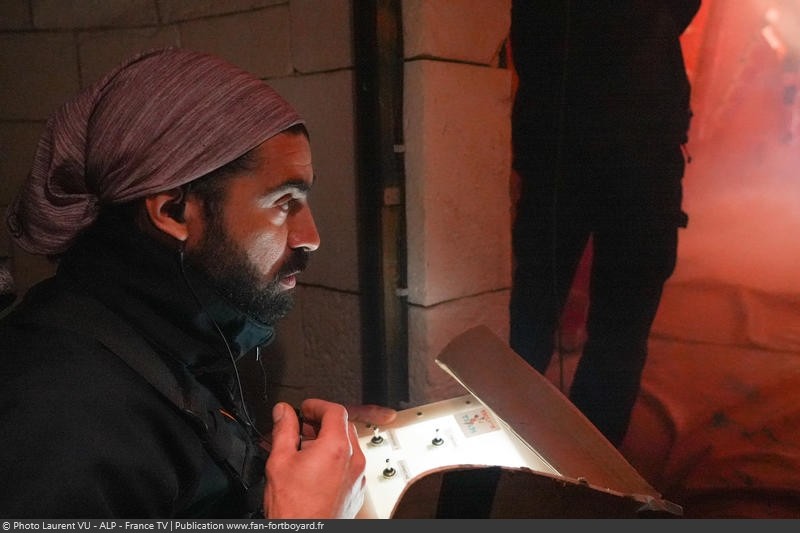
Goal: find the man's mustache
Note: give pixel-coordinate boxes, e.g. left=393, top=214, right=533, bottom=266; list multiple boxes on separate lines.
left=277, top=249, right=310, bottom=279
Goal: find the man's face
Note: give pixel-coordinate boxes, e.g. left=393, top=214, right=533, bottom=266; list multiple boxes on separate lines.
left=185, top=131, right=319, bottom=325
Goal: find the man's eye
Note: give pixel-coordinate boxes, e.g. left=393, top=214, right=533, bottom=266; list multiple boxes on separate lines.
left=274, top=195, right=295, bottom=212
left=271, top=190, right=307, bottom=213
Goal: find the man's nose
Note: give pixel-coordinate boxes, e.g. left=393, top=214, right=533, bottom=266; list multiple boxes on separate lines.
left=289, top=206, right=320, bottom=252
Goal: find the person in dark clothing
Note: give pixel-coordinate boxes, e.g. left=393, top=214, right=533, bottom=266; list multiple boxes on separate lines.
left=0, top=48, right=394, bottom=518
left=508, top=0, right=701, bottom=446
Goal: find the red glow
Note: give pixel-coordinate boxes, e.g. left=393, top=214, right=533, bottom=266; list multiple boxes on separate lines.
left=675, top=0, right=800, bottom=294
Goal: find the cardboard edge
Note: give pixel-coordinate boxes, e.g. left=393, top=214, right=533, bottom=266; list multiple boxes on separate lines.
left=434, top=324, right=680, bottom=513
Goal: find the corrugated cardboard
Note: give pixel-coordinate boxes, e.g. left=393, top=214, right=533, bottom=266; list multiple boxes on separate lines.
left=355, top=325, right=682, bottom=518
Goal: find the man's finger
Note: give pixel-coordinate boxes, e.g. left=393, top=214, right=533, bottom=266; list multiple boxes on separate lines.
left=345, top=404, right=397, bottom=426
left=270, top=402, right=301, bottom=454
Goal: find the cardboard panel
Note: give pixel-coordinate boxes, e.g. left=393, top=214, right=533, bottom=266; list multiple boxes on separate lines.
left=392, top=466, right=674, bottom=518
left=355, top=325, right=682, bottom=518
left=435, top=325, right=658, bottom=494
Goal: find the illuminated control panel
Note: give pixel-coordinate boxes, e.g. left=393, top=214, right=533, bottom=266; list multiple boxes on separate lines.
left=354, top=394, right=559, bottom=519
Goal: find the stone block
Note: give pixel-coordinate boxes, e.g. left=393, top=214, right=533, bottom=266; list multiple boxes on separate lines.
left=404, top=60, right=513, bottom=307
left=298, top=287, right=362, bottom=405
left=0, top=0, right=33, bottom=30
left=407, top=290, right=510, bottom=407
left=291, top=0, right=353, bottom=72
left=0, top=33, right=79, bottom=120
left=402, top=0, right=510, bottom=65
left=77, top=27, right=180, bottom=87
left=157, top=0, right=283, bottom=23
left=33, top=0, right=157, bottom=29
left=0, top=122, right=44, bottom=205
left=269, top=71, right=359, bottom=292
left=179, top=7, right=292, bottom=79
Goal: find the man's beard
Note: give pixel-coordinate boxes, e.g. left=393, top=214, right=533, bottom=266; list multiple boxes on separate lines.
left=185, top=220, right=309, bottom=326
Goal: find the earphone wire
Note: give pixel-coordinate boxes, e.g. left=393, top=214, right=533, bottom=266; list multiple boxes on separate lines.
left=178, top=246, right=266, bottom=442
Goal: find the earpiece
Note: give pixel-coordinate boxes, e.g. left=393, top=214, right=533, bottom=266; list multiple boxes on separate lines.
left=167, top=200, right=186, bottom=223
left=165, top=184, right=191, bottom=223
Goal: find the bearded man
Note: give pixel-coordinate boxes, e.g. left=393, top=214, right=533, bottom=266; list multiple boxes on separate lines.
left=0, top=47, right=394, bottom=519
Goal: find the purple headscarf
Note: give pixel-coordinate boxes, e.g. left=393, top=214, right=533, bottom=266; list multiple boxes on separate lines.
left=6, top=47, right=304, bottom=255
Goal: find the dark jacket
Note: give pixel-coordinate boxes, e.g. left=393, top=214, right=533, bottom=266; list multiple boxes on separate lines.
left=511, top=0, right=702, bottom=148
left=0, top=213, right=272, bottom=518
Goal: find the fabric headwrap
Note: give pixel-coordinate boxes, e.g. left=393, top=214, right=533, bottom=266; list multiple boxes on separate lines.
left=6, top=47, right=304, bottom=255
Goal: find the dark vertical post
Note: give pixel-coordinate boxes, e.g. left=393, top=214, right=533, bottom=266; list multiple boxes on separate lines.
left=352, top=0, right=409, bottom=407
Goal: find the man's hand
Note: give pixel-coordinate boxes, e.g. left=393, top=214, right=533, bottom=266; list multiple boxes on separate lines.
left=264, top=399, right=368, bottom=519
left=345, top=403, right=397, bottom=427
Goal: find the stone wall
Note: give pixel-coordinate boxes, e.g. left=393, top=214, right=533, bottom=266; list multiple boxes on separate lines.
left=402, top=0, right=512, bottom=406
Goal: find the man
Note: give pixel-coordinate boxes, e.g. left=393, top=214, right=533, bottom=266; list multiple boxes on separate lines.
left=509, top=0, right=701, bottom=447
left=0, top=48, right=394, bottom=518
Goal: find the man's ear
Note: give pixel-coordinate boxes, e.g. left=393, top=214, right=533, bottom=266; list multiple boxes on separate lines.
left=143, top=188, right=190, bottom=242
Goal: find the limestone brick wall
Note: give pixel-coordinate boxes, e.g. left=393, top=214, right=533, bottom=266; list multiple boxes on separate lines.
left=402, top=0, right=513, bottom=406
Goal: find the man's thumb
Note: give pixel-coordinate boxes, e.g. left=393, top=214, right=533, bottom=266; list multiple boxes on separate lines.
left=272, top=402, right=286, bottom=423
left=270, top=402, right=300, bottom=453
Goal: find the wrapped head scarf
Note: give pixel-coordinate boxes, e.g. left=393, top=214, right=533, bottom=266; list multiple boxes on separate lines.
left=7, top=47, right=304, bottom=255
